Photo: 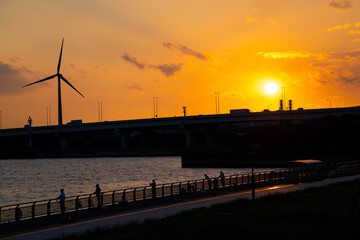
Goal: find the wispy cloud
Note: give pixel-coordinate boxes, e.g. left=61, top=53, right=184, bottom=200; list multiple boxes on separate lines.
left=0, top=60, right=35, bottom=94
left=246, top=9, right=276, bottom=25
left=125, top=83, right=143, bottom=91
left=327, top=23, right=351, bottom=31
left=257, top=51, right=315, bottom=59
left=265, top=19, right=276, bottom=24
left=122, top=52, right=182, bottom=77
left=69, top=63, right=86, bottom=78
left=328, top=0, right=353, bottom=11
left=258, top=49, right=360, bottom=85
left=163, top=42, right=207, bottom=61
left=122, top=52, right=146, bottom=69
left=148, top=63, right=183, bottom=77
left=246, top=16, right=260, bottom=24
left=223, top=92, right=245, bottom=99
left=348, top=30, right=360, bottom=35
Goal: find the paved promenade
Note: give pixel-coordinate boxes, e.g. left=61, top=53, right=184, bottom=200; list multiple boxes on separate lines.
left=4, top=174, right=360, bottom=240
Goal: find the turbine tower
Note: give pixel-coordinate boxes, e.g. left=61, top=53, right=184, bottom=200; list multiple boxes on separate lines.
left=23, top=38, right=85, bottom=126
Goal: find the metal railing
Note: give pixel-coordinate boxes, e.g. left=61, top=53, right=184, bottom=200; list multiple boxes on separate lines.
left=1, top=161, right=359, bottom=224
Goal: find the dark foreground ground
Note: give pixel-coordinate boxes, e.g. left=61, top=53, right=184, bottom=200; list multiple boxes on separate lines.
left=54, top=179, right=360, bottom=240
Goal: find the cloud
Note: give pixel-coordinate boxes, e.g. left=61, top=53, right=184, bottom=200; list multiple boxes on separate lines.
left=327, top=23, right=351, bottom=31
left=223, top=92, right=245, bottom=99
left=257, top=49, right=360, bottom=85
left=122, top=52, right=182, bottom=77
left=122, top=52, right=146, bottom=69
left=163, top=42, right=207, bottom=61
left=328, top=0, right=353, bottom=11
left=69, top=63, right=86, bottom=78
left=257, top=51, right=315, bottom=59
left=246, top=16, right=260, bottom=24
left=325, top=49, right=360, bottom=60
left=148, top=63, right=183, bottom=77
left=246, top=9, right=276, bottom=25
left=0, top=60, right=34, bottom=94
left=348, top=30, right=360, bottom=35
left=265, top=19, right=276, bottom=24
left=308, top=50, right=360, bottom=84
left=125, top=83, right=143, bottom=91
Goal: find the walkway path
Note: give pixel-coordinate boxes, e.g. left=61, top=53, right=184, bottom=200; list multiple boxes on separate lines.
left=4, top=174, right=360, bottom=240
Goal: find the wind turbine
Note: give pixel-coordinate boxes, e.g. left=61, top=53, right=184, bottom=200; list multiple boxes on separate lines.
left=23, top=38, right=85, bottom=126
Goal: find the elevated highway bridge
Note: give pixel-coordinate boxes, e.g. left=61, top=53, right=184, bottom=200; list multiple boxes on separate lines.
left=1, top=106, right=360, bottom=167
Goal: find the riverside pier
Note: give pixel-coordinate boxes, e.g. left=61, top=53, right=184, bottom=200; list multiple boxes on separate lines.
left=1, top=106, right=360, bottom=167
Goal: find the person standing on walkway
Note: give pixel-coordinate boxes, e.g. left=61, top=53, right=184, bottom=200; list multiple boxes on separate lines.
left=213, top=177, right=218, bottom=195
left=204, top=174, right=212, bottom=190
left=219, top=171, right=225, bottom=188
left=15, top=205, right=22, bottom=222
left=57, top=189, right=66, bottom=214
left=95, top=184, right=102, bottom=207
left=151, top=179, right=157, bottom=199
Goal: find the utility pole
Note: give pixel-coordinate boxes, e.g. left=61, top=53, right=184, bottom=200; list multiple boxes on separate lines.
left=327, top=99, right=331, bottom=108
left=98, top=102, right=103, bottom=122
left=156, top=97, right=158, bottom=118
left=284, top=87, right=286, bottom=110
left=183, top=106, right=187, bottom=117
left=215, top=92, right=220, bottom=114
left=153, top=97, right=155, bottom=118
left=218, top=92, right=220, bottom=114
left=28, top=116, right=32, bottom=151
left=153, top=97, right=158, bottom=118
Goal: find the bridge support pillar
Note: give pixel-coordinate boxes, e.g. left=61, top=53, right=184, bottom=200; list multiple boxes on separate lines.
left=60, top=136, right=68, bottom=151
left=185, top=129, right=192, bottom=148
left=121, top=132, right=127, bottom=150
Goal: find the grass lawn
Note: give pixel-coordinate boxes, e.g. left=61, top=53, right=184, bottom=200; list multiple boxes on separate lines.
left=57, top=180, right=360, bottom=240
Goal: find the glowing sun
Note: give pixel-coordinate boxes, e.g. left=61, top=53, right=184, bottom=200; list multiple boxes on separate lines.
left=264, top=82, right=278, bottom=95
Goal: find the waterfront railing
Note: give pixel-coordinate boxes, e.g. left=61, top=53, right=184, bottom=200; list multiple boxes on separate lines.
left=1, top=161, right=359, bottom=224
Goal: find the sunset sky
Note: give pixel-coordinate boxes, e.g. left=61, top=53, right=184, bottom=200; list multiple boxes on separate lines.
left=1, top=0, right=360, bottom=128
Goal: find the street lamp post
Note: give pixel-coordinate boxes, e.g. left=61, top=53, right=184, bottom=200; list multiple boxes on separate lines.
left=327, top=99, right=331, bottom=108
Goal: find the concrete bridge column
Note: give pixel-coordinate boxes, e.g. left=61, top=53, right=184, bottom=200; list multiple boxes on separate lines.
left=60, top=136, right=68, bottom=151
left=205, top=131, right=215, bottom=147
left=185, top=129, right=192, bottom=148
left=121, top=132, right=127, bottom=150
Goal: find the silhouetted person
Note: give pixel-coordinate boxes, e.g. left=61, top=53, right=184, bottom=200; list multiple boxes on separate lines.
left=94, top=184, right=101, bottom=207
left=270, top=171, right=274, bottom=181
left=187, top=182, right=192, bottom=194
left=213, top=177, right=219, bottom=195
left=15, top=205, right=22, bottom=222
left=204, top=174, right=211, bottom=190
left=219, top=171, right=225, bottom=188
left=57, top=189, right=66, bottom=214
left=150, top=180, right=157, bottom=199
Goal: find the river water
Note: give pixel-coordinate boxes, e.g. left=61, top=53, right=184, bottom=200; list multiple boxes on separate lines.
left=0, top=157, right=277, bottom=206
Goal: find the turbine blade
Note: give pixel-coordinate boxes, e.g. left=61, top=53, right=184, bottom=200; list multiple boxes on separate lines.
left=22, top=74, right=57, bottom=88
left=60, top=75, right=85, bottom=98
left=57, top=38, right=64, bottom=74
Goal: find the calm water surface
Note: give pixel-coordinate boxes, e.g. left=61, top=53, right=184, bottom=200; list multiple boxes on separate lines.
left=0, top=157, right=276, bottom=206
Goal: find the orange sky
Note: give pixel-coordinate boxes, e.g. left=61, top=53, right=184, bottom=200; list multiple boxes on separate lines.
left=0, top=0, right=360, bottom=128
